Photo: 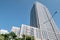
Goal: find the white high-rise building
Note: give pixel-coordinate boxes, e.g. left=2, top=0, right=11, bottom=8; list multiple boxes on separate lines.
left=20, top=24, right=41, bottom=40
left=30, top=1, right=60, bottom=40
left=11, top=26, right=20, bottom=37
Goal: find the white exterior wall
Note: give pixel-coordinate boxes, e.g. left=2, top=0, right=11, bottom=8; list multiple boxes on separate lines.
left=20, top=24, right=33, bottom=37
left=35, top=2, right=59, bottom=40
left=30, top=1, right=60, bottom=40
left=56, top=32, right=60, bottom=40
left=11, top=26, right=20, bottom=37
left=20, top=24, right=42, bottom=40
left=0, top=29, right=9, bottom=34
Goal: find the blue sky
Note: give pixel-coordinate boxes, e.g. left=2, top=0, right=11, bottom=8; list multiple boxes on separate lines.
left=0, top=0, right=60, bottom=32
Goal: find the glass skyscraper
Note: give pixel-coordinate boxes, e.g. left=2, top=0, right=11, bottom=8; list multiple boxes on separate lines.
left=30, top=1, right=60, bottom=40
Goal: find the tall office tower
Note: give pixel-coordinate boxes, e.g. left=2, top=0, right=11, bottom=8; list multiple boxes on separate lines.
left=30, top=1, right=60, bottom=40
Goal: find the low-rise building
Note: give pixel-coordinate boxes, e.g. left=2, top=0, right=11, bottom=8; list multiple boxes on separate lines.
left=11, top=26, right=20, bottom=37
left=0, top=29, right=9, bottom=34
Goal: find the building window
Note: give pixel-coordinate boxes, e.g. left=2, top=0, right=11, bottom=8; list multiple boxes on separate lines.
left=30, top=28, right=34, bottom=36
left=42, top=31, right=48, bottom=39
left=36, top=29, right=41, bottom=38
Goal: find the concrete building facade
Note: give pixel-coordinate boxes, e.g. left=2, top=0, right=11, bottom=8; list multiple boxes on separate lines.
left=20, top=24, right=41, bottom=40
left=11, top=26, right=20, bottom=37
left=30, top=1, right=60, bottom=40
